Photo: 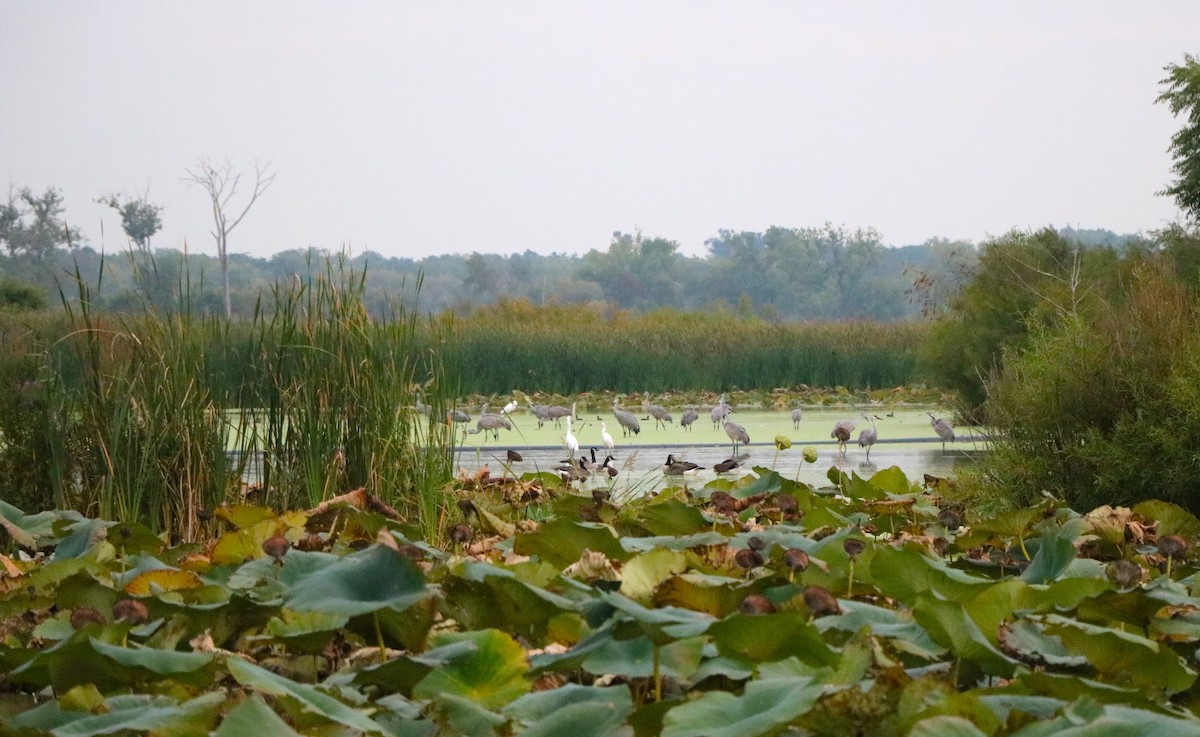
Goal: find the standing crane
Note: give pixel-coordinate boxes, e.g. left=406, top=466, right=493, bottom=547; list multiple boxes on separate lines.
left=724, top=419, right=750, bottom=455
left=928, top=412, right=955, bottom=450
left=643, top=393, right=674, bottom=430
left=546, top=402, right=575, bottom=428
left=830, top=418, right=856, bottom=457
left=465, top=413, right=512, bottom=440
left=680, top=407, right=698, bottom=431
left=612, top=398, right=641, bottom=437
left=857, top=414, right=881, bottom=459
left=711, top=396, right=732, bottom=429
left=791, top=406, right=804, bottom=429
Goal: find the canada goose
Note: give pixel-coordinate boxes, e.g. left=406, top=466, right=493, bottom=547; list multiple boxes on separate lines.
left=663, top=453, right=703, bottom=475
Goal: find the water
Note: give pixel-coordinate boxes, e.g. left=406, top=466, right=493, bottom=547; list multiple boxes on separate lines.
left=453, top=407, right=984, bottom=497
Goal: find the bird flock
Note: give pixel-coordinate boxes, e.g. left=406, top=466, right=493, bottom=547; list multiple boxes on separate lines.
left=442, top=392, right=959, bottom=486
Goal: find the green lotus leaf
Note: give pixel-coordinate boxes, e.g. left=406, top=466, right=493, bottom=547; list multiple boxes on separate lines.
left=425, top=692, right=508, bottom=737
left=214, top=694, right=305, bottom=737
left=912, top=595, right=1018, bottom=677
left=283, top=543, right=434, bottom=618
left=1132, top=500, right=1200, bottom=539
left=580, top=633, right=707, bottom=682
left=262, top=609, right=348, bottom=653
left=624, top=498, right=713, bottom=537
left=9, top=692, right=225, bottom=735
left=1000, top=620, right=1089, bottom=667
left=514, top=518, right=627, bottom=568
left=908, top=716, right=989, bottom=737
left=660, top=676, right=823, bottom=737
left=597, top=591, right=715, bottom=644
left=730, top=468, right=784, bottom=498
left=620, top=548, right=690, bottom=603
left=815, top=599, right=945, bottom=660
left=89, top=637, right=216, bottom=681
left=621, top=532, right=728, bottom=553
left=1004, top=701, right=1200, bottom=737
left=440, top=561, right=577, bottom=643
left=1040, top=613, right=1197, bottom=695
left=652, top=572, right=752, bottom=617
left=226, top=655, right=386, bottom=733
left=1021, top=518, right=1086, bottom=584
left=708, top=611, right=837, bottom=667
left=871, top=544, right=991, bottom=604
left=503, top=683, right=633, bottom=737
left=413, top=629, right=531, bottom=709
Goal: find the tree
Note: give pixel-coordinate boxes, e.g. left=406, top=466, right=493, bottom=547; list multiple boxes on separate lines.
left=97, top=193, right=162, bottom=252
left=183, top=158, right=275, bottom=317
left=1158, top=54, right=1200, bottom=223
left=0, top=187, right=81, bottom=258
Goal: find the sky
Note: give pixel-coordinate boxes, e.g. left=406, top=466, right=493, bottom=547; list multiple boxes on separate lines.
left=1, top=2, right=1196, bottom=260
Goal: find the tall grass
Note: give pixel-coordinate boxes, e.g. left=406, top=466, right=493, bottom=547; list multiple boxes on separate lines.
left=436, top=300, right=926, bottom=394
left=0, top=254, right=457, bottom=541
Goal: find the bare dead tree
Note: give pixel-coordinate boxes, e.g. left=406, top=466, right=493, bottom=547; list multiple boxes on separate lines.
left=183, top=157, right=275, bottom=317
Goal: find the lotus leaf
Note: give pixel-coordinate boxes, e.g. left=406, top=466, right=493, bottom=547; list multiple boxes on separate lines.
left=413, top=629, right=531, bottom=709
left=660, top=676, right=823, bottom=737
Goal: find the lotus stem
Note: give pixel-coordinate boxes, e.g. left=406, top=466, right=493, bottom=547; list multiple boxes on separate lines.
left=373, top=611, right=386, bottom=658
left=653, top=644, right=662, bottom=702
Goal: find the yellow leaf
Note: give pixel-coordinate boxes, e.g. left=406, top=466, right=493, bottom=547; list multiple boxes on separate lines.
left=124, top=568, right=204, bottom=596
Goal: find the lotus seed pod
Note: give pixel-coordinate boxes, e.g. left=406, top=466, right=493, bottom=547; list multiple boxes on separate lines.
left=783, top=548, right=810, bottom=572
left=112, top=598, right=150, bottom=625
left=1159, top=534, right=1189, bottom=560
left=803, top=585, right=841, bottom=617
left=937, top=508, right=962, bottom=530
left=734, top=548, right=764, bottom=570
left=738, top=594, right=776, bottom=615
left=802, top=447, right=818, bottom=464
left=262, top=535, right=291, bottom=560
left=1106, top=559, right=1142, bottom=590
left=747, top=536, right=766, bottom=551
left=70, top=607, right=105, bottom=629
left=843, top=538, right=866, bottom=560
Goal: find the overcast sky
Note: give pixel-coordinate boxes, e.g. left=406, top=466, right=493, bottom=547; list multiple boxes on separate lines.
left=1, top=2, right=1196, bottom=260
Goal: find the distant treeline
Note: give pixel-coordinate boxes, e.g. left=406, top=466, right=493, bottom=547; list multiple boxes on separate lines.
left=0, top=223, right=1147, bottom=321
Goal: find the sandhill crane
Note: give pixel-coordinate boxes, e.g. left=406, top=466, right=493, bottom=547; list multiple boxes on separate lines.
left=711, top=396, right=732, bottom=429
left=857, top=414, right=881, bottom=459
left=791, top=406, right=803, bottom=429
left=465, top=413, right=512, bottom=440
left=928, top=412, right=955, bottom=450
left=529, top=402, right=552, bottom=428
left=724, top=419, right=749, bottom=455
left=643, top=393, right=673, bottom=430
left=600, top=422, right=615, bottom=451
left=564, top=416, right=579, bottom=457
left=448, top=408, right=471, bottom=425
left=831, top=419, right=856, bottom=456
left=613, top=398, right=641, bottom=436
left=663, top=453, right=703, bottom=475
left=546, top=403, right=575, bottom=428
left=680, top=407, right=698, bottom=431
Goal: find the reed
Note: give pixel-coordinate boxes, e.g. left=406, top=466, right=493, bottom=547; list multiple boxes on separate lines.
left=435, top=300, right=925, bottom=394
left=0, top=254, right=457, bottom=541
